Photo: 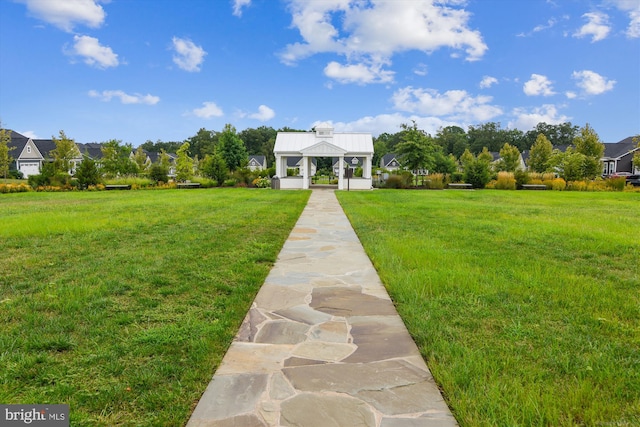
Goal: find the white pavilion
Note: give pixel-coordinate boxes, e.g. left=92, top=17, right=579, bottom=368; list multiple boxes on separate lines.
left=273, top=123, right=374, bottom=190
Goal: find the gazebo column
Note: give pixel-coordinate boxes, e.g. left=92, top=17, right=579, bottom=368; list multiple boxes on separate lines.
left=275, top=154, right=283, bottom=178
left=302, top=156, right=309, bottom=189
left=338, top=156, right=345, bottom=190
left=363, top=155, right=371, bottom=178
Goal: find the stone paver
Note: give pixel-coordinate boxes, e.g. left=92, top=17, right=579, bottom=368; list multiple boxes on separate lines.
left=187, top=189, right=457, bottom=427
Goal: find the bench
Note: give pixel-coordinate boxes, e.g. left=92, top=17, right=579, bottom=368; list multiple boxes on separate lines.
left=447, top=183, right=473, bottom=189
left=521, top=184, right=547, bottom=190
left=177, top=182, right=201, bottom=189
left=104, top=184, right=131, bottom=190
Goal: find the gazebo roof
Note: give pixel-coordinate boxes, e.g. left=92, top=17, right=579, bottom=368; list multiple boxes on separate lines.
left=274, top=128, right=373, bottom=155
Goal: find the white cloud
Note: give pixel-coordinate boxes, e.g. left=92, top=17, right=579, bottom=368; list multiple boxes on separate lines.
left=280, top=0, right=487, bottom=85
left=249, top=105, right=276, bottom=121
left=88, top=90, right=160, bottom=105
left=565, top=91, right=577, bottom=99
left=232, top=0, right=252, bottom=17
left=70, top=35, right=119, bottom=68
left=20, top=130, right=39, bottom=139
left=324, top=61, right=394, bottom=84
left=609, top=0, right=640, bottom=38
left=571, top=70, right=616, bottom=95
left=523, top=74, right=556, bottom=96
left=171, top=37, right=206, bottom=72
left=573, top=12, right=611, bottom=42
left=479, top=76, right=498, bottom=89
left=413, top=63, right=428, bottom=76
left=312, top=114, right=456, bottom=137
left=189, top=102, right=224, bottom=119
left=391, top=86, right=503, bottom=122
left=18, top=0, right=106, bottom=32
left=509, top=104, right=570, bottom=130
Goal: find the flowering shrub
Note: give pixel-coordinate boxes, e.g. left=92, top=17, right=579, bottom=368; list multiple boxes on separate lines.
left=252, top=177, right=271, bottom=188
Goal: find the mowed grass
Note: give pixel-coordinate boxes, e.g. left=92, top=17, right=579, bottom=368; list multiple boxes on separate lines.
left=0, top=189, right=309, bottom=426
left=337, top=190, right=639, bottom=427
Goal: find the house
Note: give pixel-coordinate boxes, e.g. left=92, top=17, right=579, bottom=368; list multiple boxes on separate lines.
left=273, top=123, right=374, bottom=190
left=248, top=155, right=267, bottom=171
left=286, top=156, right=317, bottom=176
left=332, top=156, right=362, bottom=176
left=601, top=137, right=638, bottom=175
left=379, top=153, right=402, bottom=171
left=131, top=150, right=177, bottom=177
left=489, top=151, right=527, bottom=171
left=6, top=130, right=83, bottom=178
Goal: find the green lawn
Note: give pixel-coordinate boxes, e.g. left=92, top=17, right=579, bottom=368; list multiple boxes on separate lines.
left=0, top=189, right=310, bottom=426
left=337, top=189, right=640, bottom=427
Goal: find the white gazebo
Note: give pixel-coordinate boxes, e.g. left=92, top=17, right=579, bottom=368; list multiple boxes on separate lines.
left=273, top=123, right=374, bottom=190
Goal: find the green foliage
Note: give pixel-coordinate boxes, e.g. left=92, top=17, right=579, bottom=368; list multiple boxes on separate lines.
left=200, top=152, right=228, bottom=185
left=100, top=140, right=137, bottom=177
left=0, top=127, right=12, bottom=179
left=513, top=169, right=530, bottom=189
left=185, top=128, right=218, bottom=158
left=523, top=122, right=579, bottom=149
left=51, top=130, right=80, bottom=174
left=175, top=142, right=193, bottom=182
left=496, top=143, right=521, bottom=172
left=552, top=147, right=587, bottom=182
left=432, top=152, right=457, bottom=175
left=434, top=126, right=468, bottom=158
left=528, top=133, right=554, bottom=173
left=28, top=162, right=55, bottom=187
left=396, top=121, right=438, bottom=177
left=574, top=123, right=604, bottom=179
left=148, top=163, right=169, bottom=183
left=138, top=139, right=183, bottom=154
left=217, top=124, right=247, bottom=171
left=133, top=146, right=151, bottom=174
left=461, top=149, right=492, bottom=188
left=74, top=156, right=101, bottom=189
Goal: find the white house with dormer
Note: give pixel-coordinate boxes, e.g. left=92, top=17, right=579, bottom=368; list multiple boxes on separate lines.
left=273, top=123, right=374, bottom=190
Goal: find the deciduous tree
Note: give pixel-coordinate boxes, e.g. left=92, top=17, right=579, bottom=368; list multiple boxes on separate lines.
left=528, top=133, right=554, bottom=172
left=175, top=142, right=193, bottom=182
left=573, top=123, right=604, bottom=179
left=51, top=130, right=80, bottom=174
left=217, top=124, right=247, bottom=172
left=100, top=140, right=136, bottom=177
left=496, top=143, right=522, bottom=172
left=396, top=121, right=437, bottom=179
left=0, top=126, right=12, bottom=180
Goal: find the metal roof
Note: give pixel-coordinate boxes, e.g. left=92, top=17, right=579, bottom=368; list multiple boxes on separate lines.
left=274, top=131, right=373, bottom=155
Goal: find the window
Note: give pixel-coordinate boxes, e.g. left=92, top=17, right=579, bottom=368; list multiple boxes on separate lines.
left=26, top=145, right=31, bottom=153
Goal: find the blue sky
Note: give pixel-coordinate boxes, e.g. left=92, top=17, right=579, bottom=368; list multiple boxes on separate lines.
left=1, top=0, right=638, bottom=146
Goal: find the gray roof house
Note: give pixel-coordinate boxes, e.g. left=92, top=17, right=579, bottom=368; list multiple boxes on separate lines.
left=379, top=153, right=402, bottom=171
left=5, top=130, right=83, bottom=178
left=248, top=155, right=267, bottom=171
left=602, top=137, right=638, bottom=175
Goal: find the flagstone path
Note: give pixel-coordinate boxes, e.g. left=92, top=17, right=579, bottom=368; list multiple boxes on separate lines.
left=186, top=189, right=457, bottom=427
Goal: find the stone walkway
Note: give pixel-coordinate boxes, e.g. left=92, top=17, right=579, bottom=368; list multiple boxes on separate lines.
left=186, top=189, right=457, bottom=427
